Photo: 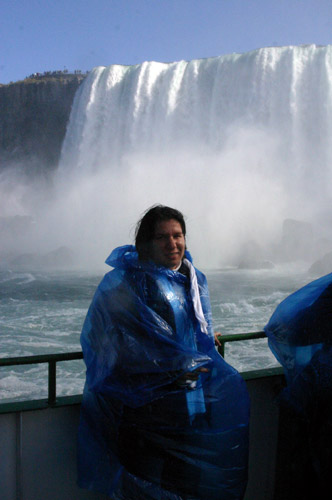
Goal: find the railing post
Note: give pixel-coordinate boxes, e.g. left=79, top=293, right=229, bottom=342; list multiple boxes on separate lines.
left=48, top=360, right=57, bottom=405
left=218, top=340, right=225, bottom=358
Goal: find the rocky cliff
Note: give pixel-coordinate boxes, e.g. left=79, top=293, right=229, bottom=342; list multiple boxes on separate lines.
left=0, top=73, right=86, bottom=176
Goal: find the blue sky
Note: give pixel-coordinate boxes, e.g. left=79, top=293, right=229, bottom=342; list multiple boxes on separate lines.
left=1, top=0, right=332, bottom=84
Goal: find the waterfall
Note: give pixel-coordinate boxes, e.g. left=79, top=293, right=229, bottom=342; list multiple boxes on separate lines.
left=61, top=45, right=332, bottom=177
left=6, top=45, right=332, bottom=268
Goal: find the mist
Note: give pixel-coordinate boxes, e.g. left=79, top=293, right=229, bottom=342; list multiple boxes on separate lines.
left=1, top=125, right=330, bottom=271
left=2, top=46, right=332, bottom=271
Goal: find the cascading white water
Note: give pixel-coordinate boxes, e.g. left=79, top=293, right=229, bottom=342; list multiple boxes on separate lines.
left=55, top=45, right=332, bottom=268
left=7, top=45, right=332, bottom=269
left=60, top=45, right=332, bottom=174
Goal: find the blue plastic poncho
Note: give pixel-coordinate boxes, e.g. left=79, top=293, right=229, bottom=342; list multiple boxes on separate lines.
left=264, top=274, right=332, bottom=495
left=78, top=246, right=249, bottom=500
left=264, top=272, right=332, bottom=383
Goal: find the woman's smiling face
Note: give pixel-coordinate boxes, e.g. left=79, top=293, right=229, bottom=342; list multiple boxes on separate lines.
left=151, top=219, right=185, bottom=269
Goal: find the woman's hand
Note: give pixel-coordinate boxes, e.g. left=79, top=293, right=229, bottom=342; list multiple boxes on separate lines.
left=176, top=367, right=209, bottom=387
left=214, top=332, right=222, bottom=346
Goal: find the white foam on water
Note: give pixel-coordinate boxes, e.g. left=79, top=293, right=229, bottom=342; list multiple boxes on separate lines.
left=0, top=367, right=48, bottom=401
left=0, top=271, right=36, bottom=284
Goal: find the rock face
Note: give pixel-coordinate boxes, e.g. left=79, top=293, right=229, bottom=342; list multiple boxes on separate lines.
left=308, top=251, right=332, bottom=276
left=0, top=74, right=86, bottom=175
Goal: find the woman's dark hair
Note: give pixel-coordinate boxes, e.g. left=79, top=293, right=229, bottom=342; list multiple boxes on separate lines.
left=135, top=205, right=186, bottom=261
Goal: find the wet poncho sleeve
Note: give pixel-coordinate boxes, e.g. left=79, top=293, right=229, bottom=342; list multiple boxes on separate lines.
left=78, top=246, right=250, bottom=500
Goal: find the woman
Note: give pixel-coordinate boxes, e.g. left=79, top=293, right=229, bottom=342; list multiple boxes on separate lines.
left=78, top=205, right=249, bottom=500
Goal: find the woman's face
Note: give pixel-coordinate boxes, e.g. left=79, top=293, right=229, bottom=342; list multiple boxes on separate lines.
left=151, top=219, right=185, bottom=269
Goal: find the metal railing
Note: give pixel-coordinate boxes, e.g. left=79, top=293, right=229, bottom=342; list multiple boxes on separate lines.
left=0, top=351, right=83, bottom=407
left=0, top=331, right=268, bottom=411
left=216, top=331, right=266, bottom=357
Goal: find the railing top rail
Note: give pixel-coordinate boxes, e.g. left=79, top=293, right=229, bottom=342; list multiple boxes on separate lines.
left=0, top=351, right=83, bottom=367
left=217, top=331, right=266, bottom=357
left=218, top=331, right=266, bottom=342
left=0, top=331, right=271, bottom=413
left=0, top=332, right=266, bottom=368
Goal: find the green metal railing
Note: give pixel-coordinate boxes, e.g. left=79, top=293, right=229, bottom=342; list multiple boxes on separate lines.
left=0, top=351, right=83, bottom=407
left=1, top=331, right=280, bottom=413
left=216, top=331, right=267, bottom=357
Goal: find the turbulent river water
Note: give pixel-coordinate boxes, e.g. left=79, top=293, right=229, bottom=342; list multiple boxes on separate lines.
left=0, top=263, right=313, bottom=403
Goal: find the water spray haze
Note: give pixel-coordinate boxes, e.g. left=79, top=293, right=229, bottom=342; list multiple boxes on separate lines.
left=51, top=129, right=291, bottom=269
left=2, top=46, right=332, bottom=270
